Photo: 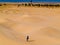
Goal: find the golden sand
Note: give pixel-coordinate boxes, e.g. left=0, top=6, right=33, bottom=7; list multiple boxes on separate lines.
left=0, top=4, right=60, bottom=45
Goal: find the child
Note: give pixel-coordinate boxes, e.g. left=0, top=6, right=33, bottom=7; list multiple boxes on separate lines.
left=26, top=35, right=29, bottom=42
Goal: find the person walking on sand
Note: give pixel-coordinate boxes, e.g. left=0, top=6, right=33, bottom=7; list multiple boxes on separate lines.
left=26, top=35, right=29, bottom=42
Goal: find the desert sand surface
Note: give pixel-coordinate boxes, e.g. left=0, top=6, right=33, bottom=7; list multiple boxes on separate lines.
left=0, top=4, right=60, bottom=45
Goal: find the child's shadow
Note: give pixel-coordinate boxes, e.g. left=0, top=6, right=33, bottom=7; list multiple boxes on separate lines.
left=28, top=40, right=35, bottom=42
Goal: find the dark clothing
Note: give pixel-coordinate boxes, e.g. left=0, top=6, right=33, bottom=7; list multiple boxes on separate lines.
left=26, top=36, right=29, bottom=41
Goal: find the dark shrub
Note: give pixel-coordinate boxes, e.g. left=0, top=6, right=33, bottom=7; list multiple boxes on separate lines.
left=0, top=4, right=2, bottom=6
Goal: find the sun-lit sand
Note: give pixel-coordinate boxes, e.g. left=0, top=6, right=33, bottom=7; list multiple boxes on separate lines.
left=0, top=4, right=60, bottom=45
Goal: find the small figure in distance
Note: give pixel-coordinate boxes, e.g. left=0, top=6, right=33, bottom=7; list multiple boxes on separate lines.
left=26, top=35, right=29, bottom=42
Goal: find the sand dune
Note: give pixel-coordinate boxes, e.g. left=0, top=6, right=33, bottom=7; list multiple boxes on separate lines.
left=0, top=4, right=60, bottom=45
left=0, top=25, right=24, bottom=41
left=40, top=27, right=60, bottom=38
left=30, top=27, right=60, bottom=45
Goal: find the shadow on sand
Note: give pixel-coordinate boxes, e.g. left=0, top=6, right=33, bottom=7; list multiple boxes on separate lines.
left=28, top=40, right=35, bottom=42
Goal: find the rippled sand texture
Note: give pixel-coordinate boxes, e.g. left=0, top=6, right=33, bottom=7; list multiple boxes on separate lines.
left=0, top=4, right=60, bottom=45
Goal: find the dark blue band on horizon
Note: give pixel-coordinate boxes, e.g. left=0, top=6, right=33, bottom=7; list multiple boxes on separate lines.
left=0, top=0, right=60, bottom=2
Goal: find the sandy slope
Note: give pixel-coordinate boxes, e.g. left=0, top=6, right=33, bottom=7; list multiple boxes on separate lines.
left=0, top=4, right=60, bottom=45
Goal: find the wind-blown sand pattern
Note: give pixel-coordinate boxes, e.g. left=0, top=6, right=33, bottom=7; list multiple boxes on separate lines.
left=0, top=4, right=60, bottom=45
